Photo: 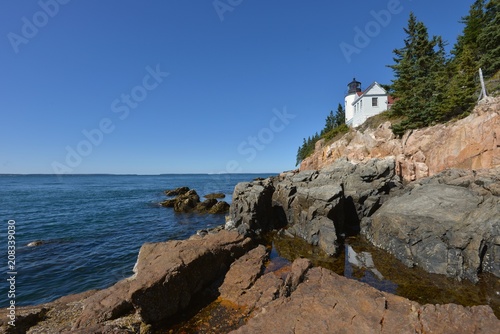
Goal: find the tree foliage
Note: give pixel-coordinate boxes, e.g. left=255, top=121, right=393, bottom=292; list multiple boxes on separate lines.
left=388, top=13, right=449, bottom=135
left=296, top=105, right=347, bottom=166
left=388, top=3, right=499, bottom=136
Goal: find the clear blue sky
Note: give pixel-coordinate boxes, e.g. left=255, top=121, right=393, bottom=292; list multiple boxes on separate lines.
left=0, top=0, right=472, bottom=174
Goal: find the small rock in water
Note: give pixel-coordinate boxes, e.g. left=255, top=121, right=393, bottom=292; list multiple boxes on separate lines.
left=27, top=240, right=44, bottom=247
left=197, top=229, right=208, bottom=237
left=204, top=192, right=226, bottom=199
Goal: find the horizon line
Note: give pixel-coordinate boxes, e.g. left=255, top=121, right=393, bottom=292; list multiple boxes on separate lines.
left=0, top=172, right=281, bottom=176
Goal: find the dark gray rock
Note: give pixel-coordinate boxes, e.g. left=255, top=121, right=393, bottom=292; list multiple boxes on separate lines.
left=363, top=168, right=500, bottom=282
left=164, top=186, right=190, bottom=196
left=208, top=200, right=230, bottom=214
left=173, top=189, right=200, bottom=213
left=228, top=157, right=399, bottom=255
left=204, top=192, right=226, bottom=199
left=196, top=198, right=218, bottom=212
left=228, top=179, right=276, bottom=235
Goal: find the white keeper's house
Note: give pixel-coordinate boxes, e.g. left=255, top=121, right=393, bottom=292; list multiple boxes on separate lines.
left=344, top=78, right=394, bottom=127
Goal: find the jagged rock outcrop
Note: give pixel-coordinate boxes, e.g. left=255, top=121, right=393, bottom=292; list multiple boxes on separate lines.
left=204, top=192, right=226, bottom=199
left=228, top=178, right=277, bottom=234
left=161, top=187, right=230, bottom=214
left=164, top=186, right=190, bottom=196
left=228, top=157, right=399, bottom=255
left=300, top=97, right=500, bottom=182
left=362, top=167, right=500, bottom=282
left=209, top=200, right=231, bottom=214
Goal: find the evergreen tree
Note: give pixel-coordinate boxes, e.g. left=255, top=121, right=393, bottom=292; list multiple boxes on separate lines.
left=478, top=0, right=500, bottom=76
left=388, top=12, right=419, bottom=118
left=453, top=0, right=486, bottom=61
left=322, top=110, right=336, bottom=135
left=388, top=13, right=448, bottom=135
left=296, top=105, right=348, bottom=165
left=428, top=37, right=451, bottom=121
left=334, top=103, right=345, bottom=127
left=444, top=47, right=479, bottom=119
left=453, top=0, right=499, bottom=77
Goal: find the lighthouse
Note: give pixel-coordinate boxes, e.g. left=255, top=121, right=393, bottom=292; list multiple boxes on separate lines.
left=344, top=78, right=361, bottom=126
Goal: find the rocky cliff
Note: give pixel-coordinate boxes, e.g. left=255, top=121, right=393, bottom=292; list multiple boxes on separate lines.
left=300, top=97, right=500, bottom=182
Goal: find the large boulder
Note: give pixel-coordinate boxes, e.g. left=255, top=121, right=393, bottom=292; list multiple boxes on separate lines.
left=162, top=187, right=230, bottom=214
left=228, top=178, right=276, bottom=235
left=196, top=198, right=218, bottom=212
left=173, top=189, right=200, bottom=213
left=72, top=230, right=254, bottom=329
left=363, top=168, right=500, bottom=282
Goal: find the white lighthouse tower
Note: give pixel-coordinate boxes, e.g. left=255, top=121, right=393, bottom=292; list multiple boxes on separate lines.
left=344, top=78, right=361, bottom=126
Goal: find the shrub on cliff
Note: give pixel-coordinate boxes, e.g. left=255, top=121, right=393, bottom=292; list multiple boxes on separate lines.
left=296, top=104, right=346, bottom=166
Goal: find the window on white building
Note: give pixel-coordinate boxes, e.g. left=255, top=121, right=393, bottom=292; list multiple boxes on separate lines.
left=372, top=97, right=378, bottom=107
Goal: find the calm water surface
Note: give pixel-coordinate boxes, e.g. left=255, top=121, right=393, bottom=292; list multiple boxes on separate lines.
left=0, top=173, right=273, bottom=307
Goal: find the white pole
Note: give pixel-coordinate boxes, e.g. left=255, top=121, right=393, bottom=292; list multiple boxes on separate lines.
left=479, top=68, right=488, bottom=101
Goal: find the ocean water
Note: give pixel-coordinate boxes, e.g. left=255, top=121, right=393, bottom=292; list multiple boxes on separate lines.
left=0, top=173, right=274, bottom=307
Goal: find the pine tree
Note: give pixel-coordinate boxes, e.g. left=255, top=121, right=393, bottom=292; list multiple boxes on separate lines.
left=388, top=12, right=419, bottom=118
left=452, top=0, right=499, bottom=78
left=322, top=110, right=336, bottom=135
left=478, top=0, right=500, bottom=76
left=427, top=37, right=451, bottom=122
left=388, top=13, right=448, bottom=135
left=453, top=0, right=486, bottom=61
left=444, top=47, right=479, bottom=119
left=334, top=103, right=345, bottom=127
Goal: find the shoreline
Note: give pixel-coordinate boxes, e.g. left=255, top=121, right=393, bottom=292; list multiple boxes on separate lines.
left=2, top=99, right=499, bottom=332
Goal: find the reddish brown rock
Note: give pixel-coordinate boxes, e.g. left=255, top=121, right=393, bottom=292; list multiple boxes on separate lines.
left=232, top=266, right=500, bottom=334
left=3, top=231, right=254, bottom=333
left=219, top=245, right=268, bottom=300
left=300, top=97, right=500, bottom=182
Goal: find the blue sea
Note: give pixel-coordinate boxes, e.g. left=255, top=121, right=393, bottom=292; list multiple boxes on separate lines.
left=0, top=173, right=274, bottom=307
